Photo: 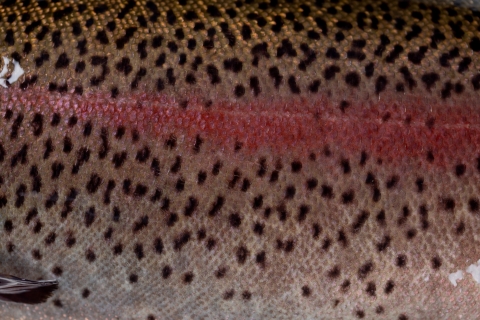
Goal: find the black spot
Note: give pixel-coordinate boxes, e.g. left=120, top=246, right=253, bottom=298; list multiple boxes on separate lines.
left=223, top=58, right=243, bottom=73
left=253, top=222, right=264, bottom=236
left=327, top=265, right=341, bottom=278
left=113, top=243, right=123, bottom=256
left=242, top=291, right=251, bottom=300
left=307, top=30, right=320, bottom=40
left=324, top=65, right=340, bottom=80
left=470, top=36, right=480, bottom=52
left=62, top=137, right=73, bottom=154
left=173, top=231, right=191, bottom=251
left=166, top=213, right=178, bottom=227
left=336, top=20, right=352, bottom=30
left=335, top=32, right=344, bottom=42
left=55, top=53, right=69, bottom=69
left=321, top=185, right=333, bottom=198
left=135, top=146, right=150, bottom=163
left=375, top=76, right=388, bottom=94
left=52, top=266, right=63, bottom=276
left=268, top=66, right=283, bottom=87
left=341, top=280, right=350, bottom=292
left=468, top=198, right=479, bottom=213
left=337, top=230, right=348, bottom=247
left=285, top=186, right=296, bottom=199
left=286, top=76, right=301, bottom=94
left=365, top=63, right=374, bottom=78
left=86, top=174, right=102, bottom=194
left=197, top=171, right=207, bottom=185
left=167, top=41, right=178, bottom=53
left=112, top=151, right=127, bottom=169
left=312, top=223, right=321, bottom=239
left=396, top=254, right=407, bottom=267
left=93, top=29, right=109, bottom=45
left=129, top=274, right=138, bottom=283
left=134, top=243, right=144, bottom=260
left=115, top=57, right=133, bottom=76
left=84, top=207, right=95, bottom=227
left=35, top=26, right=49, bottom=41
left=376, top=235, right=391, bottom=252
left=352, top=39, right=366, bottom=48
left=421, top=73, right=440, bottom=90
left=415, top=177, right=424, bottom=193
left=297, top=205, right=310, bottom=222
left=4, top=29, right=15, bottom=46
left=170, top=156, right=182, bottom=174
left=45, top=191, right=59, bottom=209
left=442, top=198, right=455, bottom=212
left=98, top=128, right=110, bottom=159
left=340, top=159, right=351, bottom=174
left=80, top=288, right=91, bottom=299
left=234, top=85, right=245, bottom=97
left=4, top=220, right=13, bottom=233
left=386, top=175, right=399, bottom=189
left=33, top=221, right=42, bottom=234
left=306, top=178, right=318, bottom=190
left=366, top=282, right=376, bottom=297
left=211, top=161, right=222, bottom=175
left=385, top=44, right=403, bottom=63
left=162, top=266, right=172, bottom=279
left=25, top=208, right=38, bottom=225
left=227, top=212, right=243, bottom=229
left=351, top=211, right=369, bottom=233
left=358, top=261, right=374, bottom=279
left=85, top=249, right=96, bottom=262
left=236, top=246, right=249, bottom=264
left=431, top=256, right=442, bottom=269
left=183, top=272, right=194, bottom=284
left=458, top=57, right=472, bottom=73
left=103, top=227, right=113, bottom=240
left=222, top=289, right=235, bottom=300
left=51, top=161, right=64, bottom=180
left=341, top=190, right=354, bottom=204
left=249, top=76, right=261, bottom=96
left=455, top=164, right=466, bottom=176
left=301, top=286, right=311, bottom=297
left=347, top=50, right=365, bottom=61
left=309, top=80, right=321, bottom=93
left=455, top=221, right=465, bottom=235
left=384, top=280, right=395, bottom=294
left=345, top=71, right=360, bottom=87
left=133, top=215, right=149, bottom=232
left=406, top=228, right=417, bottom=239
left=65, top=233, right=76, bottom=247
left=206, top=238, right=216, bottom=250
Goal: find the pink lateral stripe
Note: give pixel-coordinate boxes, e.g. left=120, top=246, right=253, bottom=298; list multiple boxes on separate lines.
left=3, top=87, right=480, bottom=167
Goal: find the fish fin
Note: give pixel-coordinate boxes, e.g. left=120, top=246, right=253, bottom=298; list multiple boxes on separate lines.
left=0, top=273, right=58, bottom=304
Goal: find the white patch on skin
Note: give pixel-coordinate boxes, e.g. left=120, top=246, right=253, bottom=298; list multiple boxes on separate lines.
left=0, top=57, right=24, bottom=88
left=0, top=56, right=10, bottom=88
left=9, top=59, right=24, bottom=83
left=448, top=270, right=464, bottom=287
left=466, top=259, right=480, bottom=284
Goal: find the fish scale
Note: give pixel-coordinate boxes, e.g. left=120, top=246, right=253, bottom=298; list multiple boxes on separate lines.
left=0, top=0, right=479, bottom=319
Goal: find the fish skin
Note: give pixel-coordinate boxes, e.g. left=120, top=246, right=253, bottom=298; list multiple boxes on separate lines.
left=0, top=0, right=480, bottom=319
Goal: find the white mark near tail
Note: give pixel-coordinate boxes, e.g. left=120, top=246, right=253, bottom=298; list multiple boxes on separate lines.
left=448, top=270, right=464, bottom=287
left=0, top=56, right=24, bottom=88
left=466, top=260, right=480, bottom=284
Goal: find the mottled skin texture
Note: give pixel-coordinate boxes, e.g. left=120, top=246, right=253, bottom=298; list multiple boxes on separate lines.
left=0, top=0, right=480, bottom=319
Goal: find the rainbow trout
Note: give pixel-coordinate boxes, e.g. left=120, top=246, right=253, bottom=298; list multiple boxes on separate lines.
left=0, top=0, right=480, bottom=318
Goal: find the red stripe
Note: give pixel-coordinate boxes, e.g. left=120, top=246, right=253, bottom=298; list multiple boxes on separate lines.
left=4, top=88, right=480, bottom=167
